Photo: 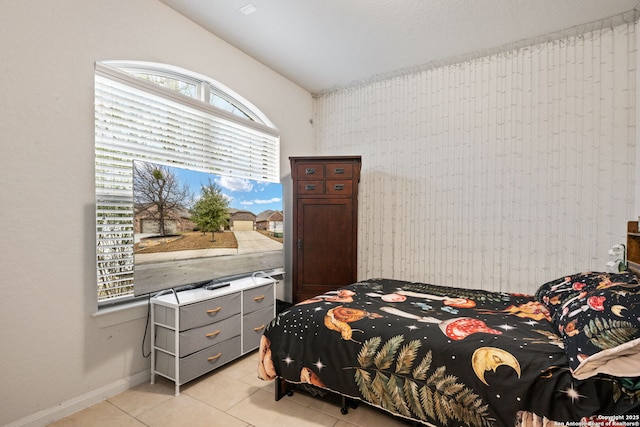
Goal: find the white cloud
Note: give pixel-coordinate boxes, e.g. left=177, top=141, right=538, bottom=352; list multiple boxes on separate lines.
left=218, top=176, right=253, bottom=192
left=254, top=197, right=281, bottom=204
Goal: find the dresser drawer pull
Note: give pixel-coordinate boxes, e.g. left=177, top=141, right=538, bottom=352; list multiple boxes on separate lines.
left=253, top=295, right=265, bottom=302
left=207, top=353, right=222, bottom=361
left=305, top=184, right=316, bottom=191
left=205, top=330, right=221, bottom=338
left=333, top=184, right=344, bottom=191
left=206, top=307, right=222, bottom=314
left=304, top=167, right=316, bottom=175
left=334, top=167, right=345, bottom=174
left=254, top=324, right=266, bottom=332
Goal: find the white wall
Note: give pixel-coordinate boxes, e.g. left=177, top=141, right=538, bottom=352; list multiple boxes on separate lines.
left=0, top=0, right=313, bottom=425
left=315, top=23, right=637, bottom=296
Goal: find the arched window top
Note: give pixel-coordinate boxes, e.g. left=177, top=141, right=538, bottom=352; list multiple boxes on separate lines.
left=102, top=60, right=276, bottom=129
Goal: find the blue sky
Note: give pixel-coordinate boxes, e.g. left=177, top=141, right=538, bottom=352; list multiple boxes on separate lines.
left=170, top=165, right=283, bottom=214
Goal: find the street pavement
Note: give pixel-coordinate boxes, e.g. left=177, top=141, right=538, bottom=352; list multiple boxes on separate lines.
left=133, top=231, right=284, bottom=294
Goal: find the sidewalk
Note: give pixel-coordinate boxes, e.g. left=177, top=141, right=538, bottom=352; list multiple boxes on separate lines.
left=135, top=230, right=283, bottom=264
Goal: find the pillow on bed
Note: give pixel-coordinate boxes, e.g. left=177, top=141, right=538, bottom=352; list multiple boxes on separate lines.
left=535, top=271, right=640, bottom=379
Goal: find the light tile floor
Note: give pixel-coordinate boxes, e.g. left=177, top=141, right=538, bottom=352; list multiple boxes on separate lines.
left=48, top=351, right=413, bottom=427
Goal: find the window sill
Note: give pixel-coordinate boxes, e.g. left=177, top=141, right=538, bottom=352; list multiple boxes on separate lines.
left=92, top=298, right=149, bottom=328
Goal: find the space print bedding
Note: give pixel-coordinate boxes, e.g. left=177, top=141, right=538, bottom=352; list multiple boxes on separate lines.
left=258, top=275, right=640, bottom=426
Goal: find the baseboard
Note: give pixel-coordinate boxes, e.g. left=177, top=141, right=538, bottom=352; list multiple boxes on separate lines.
left=5, top=369, right=150, bottom=427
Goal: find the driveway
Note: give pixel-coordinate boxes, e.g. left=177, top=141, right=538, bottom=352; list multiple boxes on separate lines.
left=233, top=230, right=283, bottom=254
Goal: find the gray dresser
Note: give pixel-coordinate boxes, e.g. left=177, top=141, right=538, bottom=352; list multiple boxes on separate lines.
left=150, top=275, right=276, bottom=395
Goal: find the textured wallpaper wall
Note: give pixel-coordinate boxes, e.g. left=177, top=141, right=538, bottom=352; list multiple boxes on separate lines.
left=314, top=22, right=636, bottom=295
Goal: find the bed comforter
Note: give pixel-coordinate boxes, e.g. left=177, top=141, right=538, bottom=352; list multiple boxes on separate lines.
left=259, top=276, right=640, bottom=427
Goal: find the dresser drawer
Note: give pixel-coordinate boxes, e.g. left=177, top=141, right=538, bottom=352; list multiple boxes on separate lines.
left=325, top=163, right=353, bottom=179
left=295, top=163, right=324, bottom=179
left=325, top=180, right=353, bottom=195
left=179, top=292, right=241, bottom=331
left=155, top=313, right=241, bottom=357
left=243, top=283, right=274, bottom=314
left=155, top=335, right=241, bottom=385
left=243, top=306, right=275, bottom=351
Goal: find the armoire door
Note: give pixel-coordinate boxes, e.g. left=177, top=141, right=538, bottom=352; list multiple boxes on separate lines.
left=295, top=198, right=355, bottom=302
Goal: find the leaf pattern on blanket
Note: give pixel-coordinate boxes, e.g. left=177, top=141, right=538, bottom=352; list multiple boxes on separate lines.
left=353, top=335, right=495, bottom=427
left=584, top=317, right=638, bottom=350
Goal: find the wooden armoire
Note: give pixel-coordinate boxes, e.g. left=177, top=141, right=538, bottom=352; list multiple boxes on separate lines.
left=627, top=221, right=640, bottom=274
left=290, top=156, right=362, bottom=303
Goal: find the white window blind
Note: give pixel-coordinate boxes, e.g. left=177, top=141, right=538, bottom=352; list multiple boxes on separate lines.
left=95, top=63, right=280, bottom=303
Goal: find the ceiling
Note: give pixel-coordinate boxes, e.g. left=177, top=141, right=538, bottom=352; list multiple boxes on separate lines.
left=158, top=0, right=639, bottom=94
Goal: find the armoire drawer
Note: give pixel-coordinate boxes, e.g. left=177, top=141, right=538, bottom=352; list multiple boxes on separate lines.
left=296, top=163, right=325, bottom=179
left=297, top=180, right=324, bottom=195
left=325, top=180, right=353, bottom=195
left=325, top=163, right=353, bottom=179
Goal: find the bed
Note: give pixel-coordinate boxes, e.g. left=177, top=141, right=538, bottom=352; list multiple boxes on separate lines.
left=258, top=273, right=640, bottom=426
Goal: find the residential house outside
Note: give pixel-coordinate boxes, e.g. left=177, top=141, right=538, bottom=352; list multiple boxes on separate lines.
left=229, top=209, right=257, bottom=231
left=256, top=210, right=284, bottom=236
left=134, top=204, right=195, bottom=234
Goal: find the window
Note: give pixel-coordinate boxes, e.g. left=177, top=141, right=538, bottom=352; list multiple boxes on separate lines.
left=95, top=61, right=280, bottom=304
